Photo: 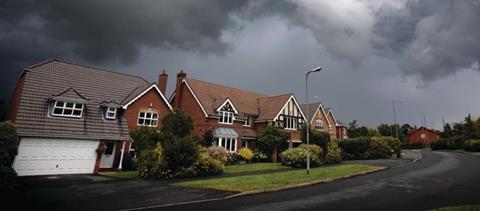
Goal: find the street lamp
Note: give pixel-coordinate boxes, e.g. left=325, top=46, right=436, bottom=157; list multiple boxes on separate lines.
left=392, top=99, right=406, bottom=139
left=306, top=66, right=322, bottom=175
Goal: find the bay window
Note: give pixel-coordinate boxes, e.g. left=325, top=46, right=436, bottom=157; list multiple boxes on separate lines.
left=215, top=137, right=237, bottom=152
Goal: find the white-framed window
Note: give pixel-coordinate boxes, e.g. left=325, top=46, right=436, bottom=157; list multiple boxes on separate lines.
left=243, top=114, right=250, bottom=127
left=284, top=116, right=297, bottom=130
left=51, top=100, right=84, bottom=118
left=216, top=137, right=237, bottom=152
left=219, top=111, right=234, bottom=124
left=138, top=111, right=158, bottom=127
left=421, top=133, right=426, bottom=139
left=315, top=120, right=324, bottom=130
left=105, top=107, right=117, bottom=120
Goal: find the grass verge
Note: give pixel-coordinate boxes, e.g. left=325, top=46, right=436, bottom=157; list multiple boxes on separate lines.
left=224, top=163, right=291, bottom=174
left=98, top=171, right=138, bottom=179
left=175, top=164, right=381, bottom=192
left=429, top=205, right=480, bottom=211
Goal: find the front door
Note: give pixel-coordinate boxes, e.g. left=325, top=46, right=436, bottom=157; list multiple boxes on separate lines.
left=100, top=142, right=116, bottom=168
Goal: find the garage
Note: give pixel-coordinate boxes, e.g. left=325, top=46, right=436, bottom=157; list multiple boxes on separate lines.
left=13, top=138, right=99, bottom=176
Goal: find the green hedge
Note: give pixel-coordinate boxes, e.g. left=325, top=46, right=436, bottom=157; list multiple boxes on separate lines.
left=338, top=136, right=401, bottom=160
left=464, top=140, right=480, bottom=152
left=432, top=137, right=466, bottom=151
left=325, top=140, right=342, bottom=164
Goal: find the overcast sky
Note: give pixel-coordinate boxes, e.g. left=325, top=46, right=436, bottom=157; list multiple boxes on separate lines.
left=2, top=0, right=480, bottom=129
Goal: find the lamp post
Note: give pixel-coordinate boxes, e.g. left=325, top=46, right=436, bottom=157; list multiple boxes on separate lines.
left=392, top=99, right=406, bottom=139
left=306, top=66, right=322, bottom=175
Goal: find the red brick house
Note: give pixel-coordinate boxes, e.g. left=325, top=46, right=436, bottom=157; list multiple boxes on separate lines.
left=407, top=127, right=439, bottom=145
left=300, top=103, right=348, bottom=140
left=7, top=59, right=172, bottom=176
left=167, top=71, right=307, bottom=152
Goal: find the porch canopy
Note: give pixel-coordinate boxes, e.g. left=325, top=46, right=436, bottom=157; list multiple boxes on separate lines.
left=213, top=127, right=239, bottom=139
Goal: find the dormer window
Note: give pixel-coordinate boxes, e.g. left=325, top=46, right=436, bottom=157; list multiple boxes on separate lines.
left=51, top=101, right=84, bottom=118
left=105, top=107, right=117, bottom=120
left=217, top=99, right=237, bottom=125
left=243, top=114, right=250, bottom=127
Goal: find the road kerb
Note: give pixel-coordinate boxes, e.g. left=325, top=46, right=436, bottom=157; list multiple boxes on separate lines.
left=225, top=166, right=387, bottom=199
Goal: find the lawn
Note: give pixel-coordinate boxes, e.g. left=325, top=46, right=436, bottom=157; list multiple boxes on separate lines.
left=98, top=171, right=138, bottom=179
left=224, top=163, right=291, bottom=174
left=429, top=205, right=480, bottom=211
left=175, top=164, right=382, bottom=192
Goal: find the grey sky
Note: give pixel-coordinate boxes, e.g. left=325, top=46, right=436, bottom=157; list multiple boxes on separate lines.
left=2, top=0, right=480, bottom=129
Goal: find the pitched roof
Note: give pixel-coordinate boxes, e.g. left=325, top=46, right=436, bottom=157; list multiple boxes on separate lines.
left=299, top=103, right=321, bottom=122
left=15, top=59, right=151, bottom=140
left=185, top=78, right=268, bottom=116
left=257, top=94, right=293, bottom=120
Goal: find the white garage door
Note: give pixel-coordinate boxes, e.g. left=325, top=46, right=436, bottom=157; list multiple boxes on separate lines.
left=13, top=138, right=99, bottom=176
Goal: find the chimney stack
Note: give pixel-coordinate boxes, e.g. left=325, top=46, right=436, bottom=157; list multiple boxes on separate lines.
left=174, top=70, right=187, bottom=108
left=158, top=70, right=168, bottom=95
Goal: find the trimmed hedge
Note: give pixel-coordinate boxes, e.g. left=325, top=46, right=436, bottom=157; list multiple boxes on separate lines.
left=464, top=140, right=480, bottom=152
left=339, top=136, right=401, bottom=160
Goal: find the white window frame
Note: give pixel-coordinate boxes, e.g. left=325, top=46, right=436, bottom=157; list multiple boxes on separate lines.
left=284, top=116, right=297, bottom=130
left=243, top=114, right=250, bottom=127
left=315, top=120, right=324, bottom=130
left=218, top=111, right=234, bottom=124
left=421, top=133, right=426, bottom=139
left=137, top=111, right=159, bottom=127
left=105, top=107, right=117, bottom=120
left=51, top=100, right=84, bottom=118
left=216, top=137, right=237, bottom=152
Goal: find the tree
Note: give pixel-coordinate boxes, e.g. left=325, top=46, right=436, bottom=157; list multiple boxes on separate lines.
left=201, top=129, right=215, bottom=147
left=161, top=108, right=193, bottom=138
left=301, top=126, right=330, bottom=151
left=463, top=114, right=477, bottom=139
left=160, top=131, right=199, bottom=174
left=368, top=128, right=381, bottom=137
left=440, top=123, right=454, bottom=138
left=257, top=124, right=291, bottom=163
left=129, top=126, right=160, bottom=155
left=347, top=120, right=371, bottom=138
left=0, top=121, right=19, bottom=166
left=400, top=124, right=413, bottom=142
left=377, top=124, right=392, bottom=137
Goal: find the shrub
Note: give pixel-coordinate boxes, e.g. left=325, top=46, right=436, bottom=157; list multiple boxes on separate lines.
left=238, top=148, right=253, bottom=163
left=129, top=126, right=160, bottom=155
left=464, top=140, right=480, bottom=152
left=373, top=136, right=401, bottom=158
left=121, top=152, right=137, bottom=171
left=301, top=126, right=330, bottom=151
left=226, top=152, right=242, bottom=165
left=280, top=144, right=322, bottom=168
left=0, top=166, right=17, bottom=194
left=178, top=150, right=224, bottom=178
left=365, top=138, right=392, bottom=159
left=338, top=137, right=370, bottom=160
left=137, top=143, right=166, bottom=178
left=326, top=140, right=342, bottom=164
left=206, top=146, right=228, bottom=164
left=0, top=121, right=19, bottom=166
left=252, top=151, right=268, bottom=162
left=161, top=108, right=193, bottom=138
left=431, top=138, right=448, bottom=150
left=161, top=132, right=199, bottom=173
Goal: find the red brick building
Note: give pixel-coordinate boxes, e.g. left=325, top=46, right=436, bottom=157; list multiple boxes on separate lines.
left=7, top=59, right=172, bottom=176
left=407, top=127, right=439, bottom=145
left=300, top=103, right=348, bottom=140
left=167, top=71, right=307, bottom=153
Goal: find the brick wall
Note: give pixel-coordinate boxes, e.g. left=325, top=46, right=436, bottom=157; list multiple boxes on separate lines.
left=123, top=88, right=171, bottom=130
left=6, top=72, right=26, bottom=122
left=408, top=128, right=439, bottom=144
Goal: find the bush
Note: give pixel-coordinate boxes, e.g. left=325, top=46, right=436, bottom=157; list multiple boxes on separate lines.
left=0, top=166, right=17, bottom=194
left=280, top=144, right=322, bottom=168
left=252, top=151, right=268, bottom=162
left=365, top=138, right=392, bottom=159
left=0, top=121, right=19, bottom=166
left=161, top=132, right=199, bottom=173
left=373, top=136, right=401, bottom=158
left=129, top=126, right=160, bottom=155
left=238, top=148, right=253, bottom=163
left=431, top=138, right=448, bottom=150
left=338, top=137, right=370, bottom=160
left=226, top=152, right=242, bottom=165
left=178, top=150, right=224, bottom=178
left=464, top=140, right=480, bottom=152
left=121, top=152, right=137, bottom=171
left=206, top=146, right=228, bottom=164
left=326, top=140, right=342, bottom=164
left=161, top=108, right=193, bottom=138
left=137, top=143, right=166, bottom=178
